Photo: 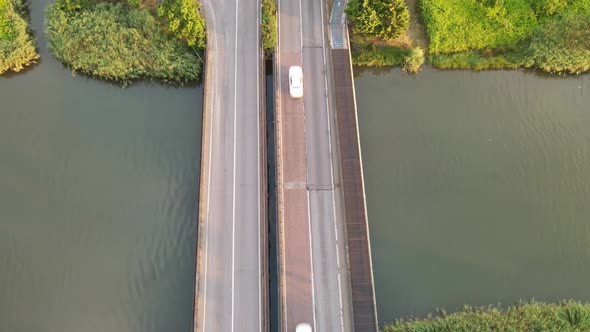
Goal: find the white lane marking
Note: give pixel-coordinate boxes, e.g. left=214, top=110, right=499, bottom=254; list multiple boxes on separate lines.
left=318, top=0, right=346, bottom=328
left=307, top=191, right=318, bottom=332
left=299, top=0, right=303, bottom=54
left=256, top=0, right=262, bottom=328
left=201, top=6, right=217, bottom=331
left=232, top=0, right=239, bottom=329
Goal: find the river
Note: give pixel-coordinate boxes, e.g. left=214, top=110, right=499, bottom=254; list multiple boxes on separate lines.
left=0, top=0, right=203, bottom=331
left=355, top=67, right=590, bottom=325
left=3, top=1, right=590, bottom=329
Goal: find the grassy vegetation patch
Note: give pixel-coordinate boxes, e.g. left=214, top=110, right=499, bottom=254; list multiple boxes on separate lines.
left=352, top=42, right=408, bottom=67
left=0, top=0, right=39, bottom=74
left=383, top=300, right=590, bottom=332
left=346, top=0, right=425, bottom=72
left=46, top=0, right=204, bottom=84
left=420, top=0, right=538, bottom=54
left=261, top=0, right=276, bottom=51
left=420, top=0, right=590, bottom=74
left=429, top=48, right=525, bottom=70
left=526, top=13, right=590, bottom=74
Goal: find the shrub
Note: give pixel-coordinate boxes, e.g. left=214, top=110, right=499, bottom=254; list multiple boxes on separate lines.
left=346, top=0, right=409, bottom=41
left=382, top=300, right=590, bottom=332
left=526, top=13, right=590, bottom=74
left=530, top=0, right=590, bottom=17
left=261, top=0, right=276, bottom=50
left=55, top=0, right=94, bottom=12
left=352, top=43, right=409, bottom=66
left=531, top=0, right=567, bottom=16
left=0, top=0, right=39, bottom=74
left=157, top=0, right=206, bottom=48
left=46, top=2, right=201, bottom=84
left=127, top=0, right=140, bottom=9
left=402, top=47, right=424, bottom=72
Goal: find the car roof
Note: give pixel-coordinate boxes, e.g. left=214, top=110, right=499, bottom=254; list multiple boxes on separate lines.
left=295, top=323, right=312, bottom=332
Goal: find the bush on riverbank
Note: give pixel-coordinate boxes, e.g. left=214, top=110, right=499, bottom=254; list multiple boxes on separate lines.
left=428, top=48, right=526, bottom=70
left=350, top=34, right=424, bottom=72
left=383, top=300, right=590, bottom=332
left=157, top=0, right=206, bottom=48
left=420, top=0, right=590, bottom=74
left=261, top=0, right=276, bottom=50
left=0, top=0, right=39, bottom=74
left=525, top=13, right=590, bottom=74
left=46, top=0, right=204, bottom=84
left=420, top=0, right=538, bottom=54
left=346, top=0, right=410, bottom=41
left=348, top=0, right=590, bottom=74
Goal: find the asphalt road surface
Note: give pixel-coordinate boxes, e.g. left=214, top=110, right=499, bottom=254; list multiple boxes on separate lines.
left=277, top=0, right=353, bottom=329
left=194, top=0, right=266, bottom=329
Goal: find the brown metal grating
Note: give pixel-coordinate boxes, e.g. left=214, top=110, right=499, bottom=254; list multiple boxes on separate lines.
left=332, top=49, right=378, bottom=331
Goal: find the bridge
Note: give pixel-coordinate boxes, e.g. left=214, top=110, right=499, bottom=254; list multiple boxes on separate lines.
left=193, top=0, right=267, bottom=329
left=193, top=0, right=377, bottom=329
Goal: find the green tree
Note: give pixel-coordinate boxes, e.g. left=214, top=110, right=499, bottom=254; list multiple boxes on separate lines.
left=158, top=0, right=206, bottom=48
left=345, top=0, right=409, bottom=41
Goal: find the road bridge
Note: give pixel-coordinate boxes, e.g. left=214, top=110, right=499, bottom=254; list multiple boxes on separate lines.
left=276, top=0, right=357, bottom=330
left=193, top=0, right=267, bottom=329
left=276, top=0, right=378, bottom=330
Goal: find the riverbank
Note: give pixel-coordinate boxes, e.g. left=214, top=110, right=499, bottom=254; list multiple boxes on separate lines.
left=45, top=0, right=205, bottom=85
left=382, top=300, right=590, bottom=331
left=348, top=0, right=590, bottom=74
left=0, top=0, right=39, bottom=74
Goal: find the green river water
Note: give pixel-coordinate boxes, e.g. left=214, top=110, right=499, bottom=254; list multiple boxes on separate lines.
left=1, top=1, right=590, bottom=329
left=0, top=0, right=202, bottom=330
left=355, top=67, right=590, bottom=325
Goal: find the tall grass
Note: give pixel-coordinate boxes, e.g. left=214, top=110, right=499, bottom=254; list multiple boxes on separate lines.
left=352, top=43, right=409, bottom=67
left=526, top=13, right=590, bottom=74
left=429, top=49, right=525, bottom=70
left=0, top=0, right=39, bottom=74
left=350, top=33, right=424, bottom=72
left=383, top=300, right=590, bottom=332
left=46, top=2, right=201, bottom=85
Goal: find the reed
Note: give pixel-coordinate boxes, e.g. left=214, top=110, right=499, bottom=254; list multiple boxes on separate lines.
left=0, top=0, right=39, bottom=74
left=382, top=300, right=590, bottom=332
left=46, top=1, right=203, bottom=85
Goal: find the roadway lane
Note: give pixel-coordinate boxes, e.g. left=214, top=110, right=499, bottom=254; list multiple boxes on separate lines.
left=277, top=0, right=353, bottom=329
left=276, top=0, right=315, bottom=329
left=300, top=0, right=353, bottom=329
left=194, top=0, right=265, bottom=329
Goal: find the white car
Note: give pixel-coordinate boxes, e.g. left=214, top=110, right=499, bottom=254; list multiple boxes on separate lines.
left=289, top=65, right=304, bottom=98
left=295, top=323, right=312, bottom=332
